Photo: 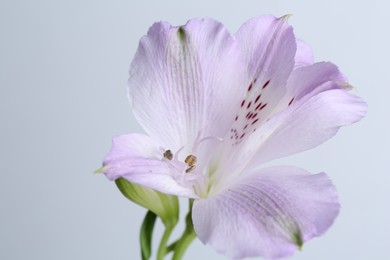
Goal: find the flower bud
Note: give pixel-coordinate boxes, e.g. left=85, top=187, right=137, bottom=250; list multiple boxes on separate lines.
left=115, top=177, right=178, bottom=226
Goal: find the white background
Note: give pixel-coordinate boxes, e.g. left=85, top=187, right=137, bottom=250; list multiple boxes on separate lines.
left=1, top=0, right=388, bottom=259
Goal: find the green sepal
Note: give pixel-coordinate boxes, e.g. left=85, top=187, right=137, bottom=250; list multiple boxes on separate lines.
left=140, top=210, right=157, bottom=260
left=115, top=178, right=179, bottom=227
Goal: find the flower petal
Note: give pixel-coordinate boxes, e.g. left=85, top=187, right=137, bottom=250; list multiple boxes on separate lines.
left=235, top=15, right=296, bottom=88
left=228, top=15, right=296, bottom=138
left=285, top=62, right=347, bottom=103
left=193, top=166, right=339, bottom=259
left=269, top=62, right=348, bottom=115
left=102, top=134, right=198, bottom=198
left=249, top=88, right=367, bottom=166
left=128, top=19, right=246, bottom=156
left=294, top=39, right=314, bottom=68
left=217, top=89, right=366, bottom=182
left=214, top=15, right=297, bottom=177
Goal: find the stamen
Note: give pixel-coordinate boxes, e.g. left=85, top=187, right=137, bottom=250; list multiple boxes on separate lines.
left=174, top=146, right=185, bottom=161
left=197, top=136, right=224, bottom=145
left=185, top=155, right=197, bottom=166
left=163, top=150, right=173, bottom=160
left=192, top=135, right=223, bottom=154
left=185, top=165, right=196, bottom=173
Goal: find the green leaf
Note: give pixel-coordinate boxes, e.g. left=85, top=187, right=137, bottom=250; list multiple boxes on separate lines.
left=140, top=210, right=157, bottom=260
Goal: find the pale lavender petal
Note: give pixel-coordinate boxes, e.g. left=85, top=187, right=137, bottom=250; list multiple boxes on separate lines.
left=294, top=39, right=314, bottom=68
left=229, top=15, right=296, bottom=138
left=212, top=15, right=298, bottom=179
left=269, top=62, right=348, bottom=115
left=213, top=67, right=365, bottom=184
left=193, top=166, right=339, bottom=259
left=284, top=62, right=347, bottom=104
left=102, top=134, right=198, bottom=198
left=128, top=19, right=246, bottom=158
left=247, top=89, right=367, bottom=166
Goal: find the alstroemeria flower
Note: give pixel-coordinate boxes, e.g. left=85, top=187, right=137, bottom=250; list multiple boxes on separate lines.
left=102, top=15, right=367, bottom=259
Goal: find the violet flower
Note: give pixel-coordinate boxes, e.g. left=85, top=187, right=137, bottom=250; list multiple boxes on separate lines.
left=100, top=15, right=367, bottom=259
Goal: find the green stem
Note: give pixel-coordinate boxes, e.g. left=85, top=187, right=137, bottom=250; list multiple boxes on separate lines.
left=172, top=200, right=196, bottom=260
left=166, top=241, right=177, bottom=254
left=157, top=223, right=174, bottom=260
left=171, top=229, right=196, bottom=260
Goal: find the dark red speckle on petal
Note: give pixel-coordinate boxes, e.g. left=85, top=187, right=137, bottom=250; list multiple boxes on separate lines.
left=252, top=119, right=259, bottom=125
left=246, top=112, right=251, bottom=119
left=288, top=97, right=295, bottom=106
left=262, top=80, right=270, bottom=89
left=255, top=103, right=263, bottom=110
left=247, top=101, right=252, bottom=109
left=259, top=103, right=267, bottom=110
left=248, top=84, right=253, bottom=92
left=235, top=115, right=238, bottom=121
left=241, top=100, right=245, bottom=107
left=255, top=94, right=261, bottom=103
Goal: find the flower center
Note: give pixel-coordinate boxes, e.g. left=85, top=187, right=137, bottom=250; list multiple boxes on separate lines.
left=162, top=148, right=196, bottom=174
left=162, top=134, right=221, bottom=175
left=160, top=133, right=223, bottom=197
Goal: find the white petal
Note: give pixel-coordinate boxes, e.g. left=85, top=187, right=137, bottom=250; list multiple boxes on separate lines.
left=128, top=19, right=246, bottom=158
left=103, top=134, right=198, bottom=198
left=193, top=166, right=339, bottom=259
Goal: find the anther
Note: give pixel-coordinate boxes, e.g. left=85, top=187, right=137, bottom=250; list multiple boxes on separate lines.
left=185, top=165, right=196, bottom=173
left=184, top=155, right=197, bottom=166
left=163, top=150, right=173, bottom=160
